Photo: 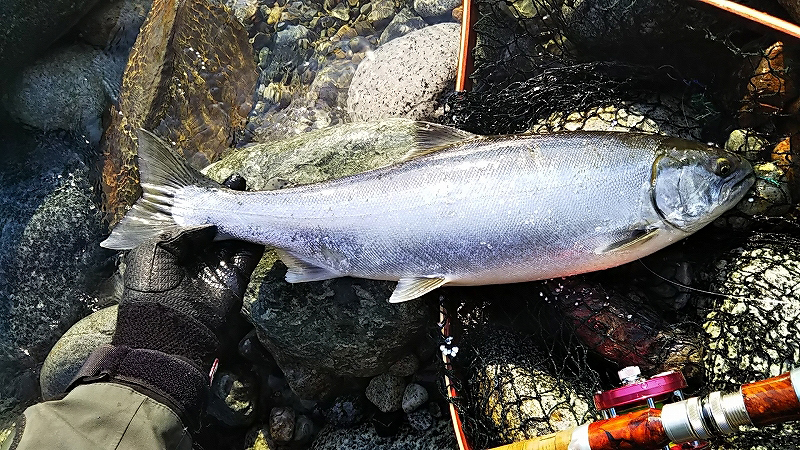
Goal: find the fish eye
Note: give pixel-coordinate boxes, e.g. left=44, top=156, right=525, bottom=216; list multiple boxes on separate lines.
left=714, top=157, right=732, bottom=177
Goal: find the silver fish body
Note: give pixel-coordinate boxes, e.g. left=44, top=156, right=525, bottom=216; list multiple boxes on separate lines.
left=103, top=125, right=754, bottom=302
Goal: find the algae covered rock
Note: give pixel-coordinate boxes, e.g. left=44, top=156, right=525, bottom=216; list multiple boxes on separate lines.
left=205, top=119, right=436, bottom=400
left=39, top=305, right=118, bottom=400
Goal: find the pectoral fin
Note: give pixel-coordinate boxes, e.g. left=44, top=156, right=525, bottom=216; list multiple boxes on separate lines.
left=277, top=250, right=340, bottom=283
left=596, top=228, right=659, bottom=254
left=389, top=276, right=448, bottom=303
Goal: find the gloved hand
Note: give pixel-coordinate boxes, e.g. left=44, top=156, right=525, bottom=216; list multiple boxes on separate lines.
left=70, top=175, right=263, bottom=430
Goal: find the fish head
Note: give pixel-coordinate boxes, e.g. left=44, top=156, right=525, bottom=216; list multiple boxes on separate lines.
left=651, top=138, right=754, bottom=233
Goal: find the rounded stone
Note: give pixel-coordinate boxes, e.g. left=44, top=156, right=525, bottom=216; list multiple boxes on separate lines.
left=406, top=407, right=434, bottom=431
left=365, top=373, right=405, bottom=413
left=40, top=305, right=118, bottom=400
left=208, top=371, right=258, bottom=427
left=401, top=383, right=428, bottom=412
left=413, top=0, right=460, bottom=17
left=2, top=44, right=114, bottom=143
left=736, top=162, right=792, bottom=217
left=293, top=414, right=316, bottom=443
left=270, top=406, right=296, bottom=442
left=348, top=23, right=460, bottom=122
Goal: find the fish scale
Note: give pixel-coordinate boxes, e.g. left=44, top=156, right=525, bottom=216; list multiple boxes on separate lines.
left=102, top=123, right=754, bottom=303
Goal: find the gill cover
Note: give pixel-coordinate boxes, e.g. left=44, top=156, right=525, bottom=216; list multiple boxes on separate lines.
left=651, top=139, right=752, bottom=232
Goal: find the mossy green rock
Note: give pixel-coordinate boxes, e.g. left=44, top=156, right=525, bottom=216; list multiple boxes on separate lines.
left=39, top=305, right=118, bottom=400
left=205, top=119, right=435, bottom=400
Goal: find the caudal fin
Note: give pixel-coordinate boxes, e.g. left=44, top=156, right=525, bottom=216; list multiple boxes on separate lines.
left=100, top=129, right=219, bottom=250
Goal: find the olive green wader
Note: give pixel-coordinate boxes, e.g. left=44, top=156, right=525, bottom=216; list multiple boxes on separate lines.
left=1, top=383, right=191, bottom=450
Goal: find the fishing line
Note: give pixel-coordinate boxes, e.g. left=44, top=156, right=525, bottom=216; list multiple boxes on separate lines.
left=636, top=259, right=790, bottom=305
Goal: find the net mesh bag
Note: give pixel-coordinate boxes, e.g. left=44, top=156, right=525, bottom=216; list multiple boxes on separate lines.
left=434, top=0, right=800, bottom=448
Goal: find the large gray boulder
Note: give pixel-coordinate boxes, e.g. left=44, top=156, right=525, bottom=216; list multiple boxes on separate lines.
left=205, top=119, right=438, bottom=400
left=347, top=23, right=460, bottom=122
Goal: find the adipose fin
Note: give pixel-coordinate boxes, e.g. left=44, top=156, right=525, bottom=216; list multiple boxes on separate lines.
left=100, top=129, right=221, bottom=250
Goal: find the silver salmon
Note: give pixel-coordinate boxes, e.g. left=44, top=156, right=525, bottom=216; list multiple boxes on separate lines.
left=101, top=123, right=754, bottom=303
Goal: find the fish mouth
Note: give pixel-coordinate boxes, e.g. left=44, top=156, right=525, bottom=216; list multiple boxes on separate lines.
left=720, top=167, right=756, bottom=207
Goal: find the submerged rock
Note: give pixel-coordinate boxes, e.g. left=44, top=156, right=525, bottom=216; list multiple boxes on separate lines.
left=102, top=0, right=257, bottom=223
left=0, top=128, right=113, bottom=424
left=3, top=44, right=117, bottom=144
left=347, top=23, right=460, bottom=122
left=0, top=0, right=101, bottom=81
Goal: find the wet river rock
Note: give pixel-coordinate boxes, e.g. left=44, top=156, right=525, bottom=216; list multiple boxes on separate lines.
left=205, top=119, right=436, bottom=400
left=347, top=22, right=460, bottom=122
left=0, top=0, right=101, bottom=81
left=0, top=129, right=113, bottom=424
left=102, top=0, right=257, bottom=223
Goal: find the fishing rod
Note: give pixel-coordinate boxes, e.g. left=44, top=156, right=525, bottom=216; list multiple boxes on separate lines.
left=485, top=367, right=800, bottom=450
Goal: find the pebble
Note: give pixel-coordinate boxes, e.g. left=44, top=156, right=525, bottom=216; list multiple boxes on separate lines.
left=413, top=0, right=461, bottom=18
left=294, top=414, right=316, bottom=443
left=402, top=383, right=429, bottom=413
left=323, top=394, right=367, bottom=427
left=366, top=373, right=406, bottom=413
left=725, top=128, right=768, bottom=161
left=407, top=408, right=434, bottom=431
left=208, top=371, right=258, bottom=427
left=736, top=162, right=793, bottom=217
left=270, top=406, right=296, bottom=442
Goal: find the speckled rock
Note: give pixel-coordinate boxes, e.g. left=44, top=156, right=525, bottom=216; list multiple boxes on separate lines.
left=0, top=129, right=114, bottom=424
left=2, top=44, right=117, bottom=144
left=348, top=23, right=460, bottom=122
left=366, top=373, right=406, bottom=413
left=102, top=0, right=257, bottom=223
left=39, top=305, right=117, bottom=400
left=388, top=354, right=419, bottom=377
left=379, top=7, right=427, bottom=44
left=736, top=162, right=792, bottom=217
left=323, top=394, right=368, bottom=427
left=413, top=0, right=460, bottom=18
left=310, top=417, right=456, bottom=449
left=406, top=408, right=434, bottom=431
left=208, top=371, right=258, bottom=427
left=0, top=0, right=101, bottom=81
left=401, top=383, right=428, bottom=412
left=703, top=235, right=800, bottom=448
left=270, top=406, right=296, bottom=442
left=477, top=362, right=595, bottom=442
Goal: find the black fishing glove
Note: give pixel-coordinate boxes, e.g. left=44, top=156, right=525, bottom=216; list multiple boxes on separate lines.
left=70, top=175, right=263, bottom=430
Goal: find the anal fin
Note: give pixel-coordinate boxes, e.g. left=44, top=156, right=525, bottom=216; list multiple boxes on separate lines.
left=389, top=276, right=448, bottom=303
left=277, top=250, right=340, bottom=283
left=596, top=228, right=659, bottom=254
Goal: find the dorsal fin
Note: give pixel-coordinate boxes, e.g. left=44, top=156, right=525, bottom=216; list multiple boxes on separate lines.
left=401, top=122, right=478, bottom=162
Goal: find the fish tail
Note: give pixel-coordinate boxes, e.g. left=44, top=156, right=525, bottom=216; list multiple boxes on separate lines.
left=100, top=129, right=219, bottom=250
